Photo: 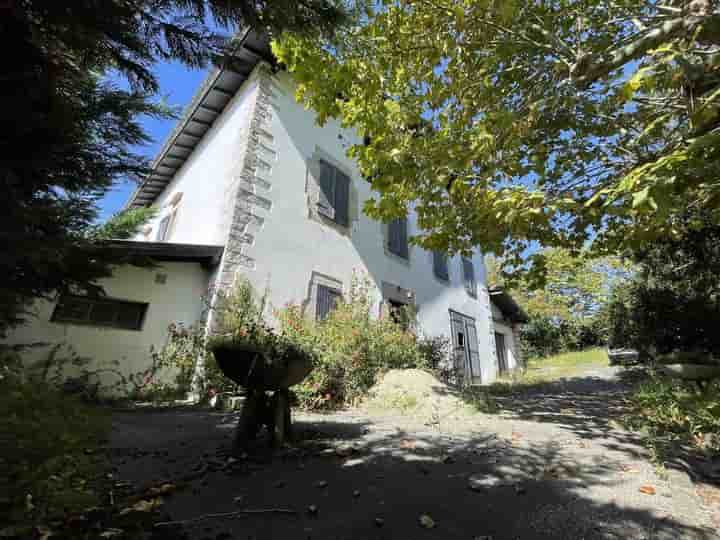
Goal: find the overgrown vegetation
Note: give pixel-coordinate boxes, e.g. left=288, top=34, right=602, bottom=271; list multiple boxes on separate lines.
left=0, top=351, right=110, bottom=536
left=277, top=275, right=448, bottom=408
left=624, top=375, right=720, bottom=461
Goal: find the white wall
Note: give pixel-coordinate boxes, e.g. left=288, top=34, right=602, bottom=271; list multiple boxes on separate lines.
left=492, top=319, right=520, bottom=372
left=3, top=262, right=211, bottom=392
left=233, top=70, right=497, bottom=382
left=140, top=75, right=260, bottom=245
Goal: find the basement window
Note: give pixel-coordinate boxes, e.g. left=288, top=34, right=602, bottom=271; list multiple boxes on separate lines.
left=51, top=294, right=148, bottom=331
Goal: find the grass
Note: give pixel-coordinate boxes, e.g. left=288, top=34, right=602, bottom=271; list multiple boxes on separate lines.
left=623, top=374, right=720, bottom=463
left=485, top=347, right=609, bottom=395
left=0, top=379, right=111, bottom=536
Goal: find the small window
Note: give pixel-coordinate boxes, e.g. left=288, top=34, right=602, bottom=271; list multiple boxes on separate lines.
left=52, top=294, right=148, bottom=331
left=156, top=214, right=171, bottom=241
left=433, top=251, right=449, bottom=281
left=387, top=299, right=412, bottom=330
left=318, top=160, right=351, bottom=227
left=462, top=257, right=477, bottom=297
left=316, top=284, right=342, bottom=321
left=387, top=217, right=409, bottom=259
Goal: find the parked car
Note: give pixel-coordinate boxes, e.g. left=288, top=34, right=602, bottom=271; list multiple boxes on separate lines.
left=607, top=348, right=639, bottom=366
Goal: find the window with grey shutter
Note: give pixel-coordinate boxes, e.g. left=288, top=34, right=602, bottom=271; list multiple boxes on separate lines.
left=316, top=284, right=342, bottom=321
left=433, top=251, right=449, bottom=281
left=155, top=215, right=171, bottom=241
left=387, top=217, right=409, bottom=259
left=317, top=160, right=351, bottom=227
left=462, top=257, right=477, bottom=297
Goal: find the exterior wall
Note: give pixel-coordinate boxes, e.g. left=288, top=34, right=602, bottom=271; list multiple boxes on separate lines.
left=3, top=262, right=211, bottom=392
left=139, top=75, right=261, bottom=246
left=218, top=67, right=497, bottom=382
left=490, top=301, right=522, bottom=372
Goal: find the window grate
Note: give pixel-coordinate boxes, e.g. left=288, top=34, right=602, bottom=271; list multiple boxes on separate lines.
left=52, top=294, right=148, bottom=331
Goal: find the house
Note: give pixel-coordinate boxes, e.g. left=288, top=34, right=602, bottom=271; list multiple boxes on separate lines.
left=3, top=30, right=524, bottom=391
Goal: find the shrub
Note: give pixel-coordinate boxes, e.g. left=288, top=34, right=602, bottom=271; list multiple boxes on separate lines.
left=278, top=274, right=445, bottom=409
left=625, top=375, right=720, bottom=457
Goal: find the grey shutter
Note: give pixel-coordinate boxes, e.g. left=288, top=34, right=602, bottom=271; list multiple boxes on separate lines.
left=334, top=169, right=350, bottom=226
left=433, top=251, right=449, bottom=281
left=317, top=161, right=335, bottom=219
left=155, top=215, right=171, bottom=241
left=465, top=319, right=480, bottom=380
left=389, top=217, right=408, bottom=258
left=316, top=285, right=341, bottom=321
left=462, top=258, right=476, bottom=296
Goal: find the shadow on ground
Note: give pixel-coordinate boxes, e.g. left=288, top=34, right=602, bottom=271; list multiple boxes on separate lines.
left=110, top=393, right=717, bottom=539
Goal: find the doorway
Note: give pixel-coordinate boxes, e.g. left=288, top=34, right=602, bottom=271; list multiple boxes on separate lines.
left=495, top=332, right=507, bottom=374
left=449, top=310, right=481, bottom=385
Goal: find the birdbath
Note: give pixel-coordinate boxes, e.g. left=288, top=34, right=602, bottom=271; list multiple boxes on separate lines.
left=209, top=337, right=314, bottom=449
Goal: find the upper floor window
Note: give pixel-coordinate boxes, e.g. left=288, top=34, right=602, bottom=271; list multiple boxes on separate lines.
left=51, top=294, right=148, bottom=331
left=433, top=251, right=449, bottom=281
left=387, top=217, right=409, bottom=259
left=316, top=284, right=342, bottom=321
left=462, top=257, right=477, bottom=297
left=317, top=160, right=350, bottom=227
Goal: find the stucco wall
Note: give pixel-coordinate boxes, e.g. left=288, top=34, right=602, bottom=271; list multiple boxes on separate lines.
left=228, top=68, right=497, bottom=382
left=139, top=75, right=260, bottom=246
left=3, top=262, right=211, bottom=392
left=492, top=319, right=521, bottom=372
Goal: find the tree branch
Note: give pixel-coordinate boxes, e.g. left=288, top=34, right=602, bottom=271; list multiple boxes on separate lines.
left=154, top=508, right=298, bottom=528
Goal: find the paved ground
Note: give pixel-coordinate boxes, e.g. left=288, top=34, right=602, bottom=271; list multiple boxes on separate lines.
left=110, top=367, right=719, bottom=539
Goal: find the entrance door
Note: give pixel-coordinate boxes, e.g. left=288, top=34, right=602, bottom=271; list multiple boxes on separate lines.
left=495, top=332, right=507, bottom=374
left=450, top=311, right=481, bottom=384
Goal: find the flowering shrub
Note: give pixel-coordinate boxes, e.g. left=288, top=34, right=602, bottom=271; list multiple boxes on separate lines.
left=278, top=275, right=448, bottom=409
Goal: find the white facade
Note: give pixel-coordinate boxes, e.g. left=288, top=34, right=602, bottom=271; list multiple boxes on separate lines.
left=3, top=262, right=212, bottom=392
left=4, top=44, right=523, bottom=390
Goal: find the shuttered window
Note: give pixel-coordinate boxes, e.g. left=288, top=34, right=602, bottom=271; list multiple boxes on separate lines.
left=433, top=251, right=449, bottom=281
left=316, top=284, right=342, bottom=321
left=462, top=257, right=477, bottom=297
left=156, top=214, right=171, bottom=241
left=387, top=217, right=409, bottom=259
left=51, top=294, right=148, bottom=330
left=318, top=160, right=351, bottom=227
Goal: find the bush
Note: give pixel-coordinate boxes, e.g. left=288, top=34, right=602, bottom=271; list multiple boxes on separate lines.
left=625, top=375, right=720, bottom=457
left=277, top=275, right=447, bottom=409
left=521, top=315, right=605, bottom=359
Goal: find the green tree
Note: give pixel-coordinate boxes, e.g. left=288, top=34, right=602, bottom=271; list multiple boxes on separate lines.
left=275, top=0, right=720, bottom=265
left=1, top=0, right=345, bottom=333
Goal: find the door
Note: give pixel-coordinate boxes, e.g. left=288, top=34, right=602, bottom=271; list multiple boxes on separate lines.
left=495, top=332, right=507, bottom=374
left=450, top=311, right=481, bottom=384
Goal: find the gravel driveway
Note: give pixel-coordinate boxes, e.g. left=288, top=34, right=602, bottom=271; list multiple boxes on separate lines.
left=110, top=366, right=719, bottom=539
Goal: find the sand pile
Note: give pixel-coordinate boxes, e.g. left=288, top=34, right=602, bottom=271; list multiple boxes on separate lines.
left=362, top=369, right=476, bottom=423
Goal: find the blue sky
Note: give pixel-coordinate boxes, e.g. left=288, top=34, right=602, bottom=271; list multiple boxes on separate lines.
left=98, top=61, right=210, bottom=221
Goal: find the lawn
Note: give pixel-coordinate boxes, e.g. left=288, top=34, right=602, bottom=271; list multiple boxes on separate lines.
left=524, top=348, right=609, bottom=381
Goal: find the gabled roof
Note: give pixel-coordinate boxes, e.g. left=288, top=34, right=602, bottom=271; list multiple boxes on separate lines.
left=489, top=286, right=529, bottom=323
left=127, top=29, right=273, bottom=209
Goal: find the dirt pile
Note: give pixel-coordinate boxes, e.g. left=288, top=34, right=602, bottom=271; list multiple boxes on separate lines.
left=362, top=369, right=476, bottom=424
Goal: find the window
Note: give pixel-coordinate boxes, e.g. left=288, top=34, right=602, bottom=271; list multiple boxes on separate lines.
left=315, top=284, right=342, bottom=321
left=462, top=257, right=477, bottom=297
left=387, top=217, right=409, bottom=259
left=156, top=214, right=171, bottom=241
left=52, top=294, right=148, bottom=331
left=433, top=251, right=449, bottom=281
left=318, top=160, right=351, bottom=227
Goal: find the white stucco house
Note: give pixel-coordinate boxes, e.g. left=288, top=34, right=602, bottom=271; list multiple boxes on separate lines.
left=3, top=30, right=526, bottom=391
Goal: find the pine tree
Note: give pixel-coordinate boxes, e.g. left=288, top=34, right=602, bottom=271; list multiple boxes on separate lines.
left=0, top=0, right=345, bottom=333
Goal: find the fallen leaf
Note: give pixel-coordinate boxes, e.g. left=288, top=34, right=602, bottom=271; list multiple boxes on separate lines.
left=419, top=514, right=436, bottom=529
left=375, top=517, right=385, bottom=527
left=353, top=490, right=361, bottom=497
left=639, top=485, right=656, bottom=495
left=99, top=529, right=124, bottom=538
left=620, top=464, right=640, bottom=474
left=147, top=483, right=176, bottom=496
left=307, top=504, right=318, bottom=515
left=315, top=480, right=328, bottom=488
left=400, top=439, right=416, bottom=450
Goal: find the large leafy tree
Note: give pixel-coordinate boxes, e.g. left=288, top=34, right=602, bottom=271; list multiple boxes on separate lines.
left=275, top=0, right=720, bottom=266
left=0, top=0, right=345, bottom=333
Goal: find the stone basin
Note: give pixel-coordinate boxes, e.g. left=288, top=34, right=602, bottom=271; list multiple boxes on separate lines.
left=658, top=363, right=720, bottom=381
left=210, top=341, right=313, bottom=390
